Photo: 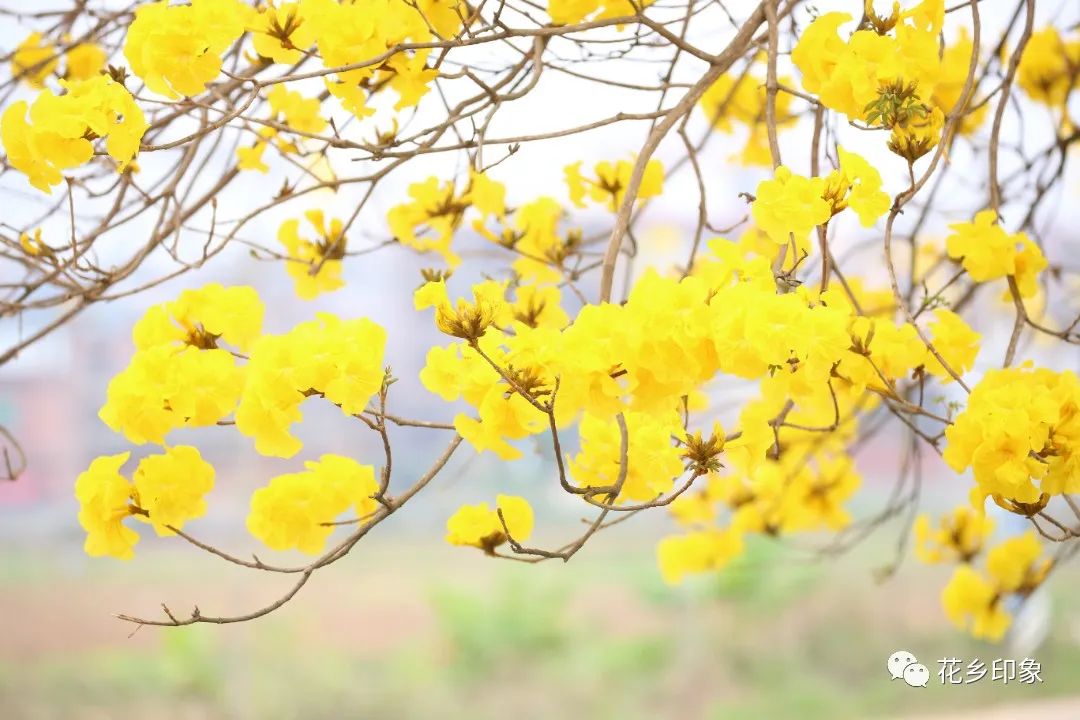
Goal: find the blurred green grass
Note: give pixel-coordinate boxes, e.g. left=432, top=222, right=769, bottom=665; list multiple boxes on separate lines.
left=1, top=533, right=1078, bottom=719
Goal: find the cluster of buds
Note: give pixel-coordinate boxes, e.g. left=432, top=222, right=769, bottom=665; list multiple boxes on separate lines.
left=435, top=295, right=500, bottom=341
left=682, top=424, right=726, bottom=475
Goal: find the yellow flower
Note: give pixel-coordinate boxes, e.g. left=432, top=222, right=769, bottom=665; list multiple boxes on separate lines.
left=135, top=283, right=264, bottom=352
left=278, top=210, right=347, bottom=299
left=940, top=531, right=1050, bottom=642
left=433, top=284, right=504, bottom=341
left=309, top=454, right=381, bottom=520
left=267, top=84, right=327, bottom=135
left=570, top=411, right=685, bottom=503
left=250, top=2, right=315, bottom=64
left=823, top=147, right=891, bottom=227
left=380, top=51, right=438, bottom=110
left=1011, top=233, right=1048, bottom=299
left=914, top=506, right=993, bottom=564
left=791, top=13, right=852, bottom=107
left=387, top=177, right=467, bottom=268
left=789, top=455, right=861, bottom=531
left=942, top=565, right=1011, bottom=641
left=445, top=494, right=534, bottom=551
left=100, top=345, right=244, bottom=445
left=945, top=210, right=1044, bottom=294
left=300, top=0, right=459, bottom=118
left=100, top=284, right=262, bottom=445
left=74, top=452, right=139, bottom=560
left=236, top=314, right=386, bottom=457
left=414, top=277, right=451, bottom=311
left=793, top=7, right=943, bottom=122
left=1, top=75, right=147, bottom=193
left=700, top=71, right=795, bottom=132
left=548, top=0, right=600, bottom=24
left=1, top=101, right=85, bottom=192
left=944, top=366, right=1080, bottom=503
left=509, top=284, right=569, bottom=330
left=751, top=166, right=831, bottom=245
left=63, top=41, right=107, bottom=80
left=132, top=446, right=215, bottom=536
left=64, top=42, right=107, bottom=81
left=945, top=210, right=1014, bottom=280
left=564, top=158, right=664, bottom=211
left=469, top=168, right=507, bottom=219
left=924, top=309, right=980, bottom=383
left=247, top=472, right=335, bottom=553
left=19, top=228, right=49, bottom=257
left=11, top=32, right=57, bottom=87
left=888, top=105, right=943, bottom=163
left=124, top=0, right=253, bottom=98
left=986, top=532, right=1051, bottom=593
left=657, top=528, right=743, bottom=585
left=247, top=454, right=379, bottom=554
left=1017, top=27, right=1080, bottom=108
left=503, top=196, right=570, bottom=283
left=901, top=0, right=944, bottom=33
left=454, top=385, right=547, bottom=460
left=237, top=137, right=271, bottom=173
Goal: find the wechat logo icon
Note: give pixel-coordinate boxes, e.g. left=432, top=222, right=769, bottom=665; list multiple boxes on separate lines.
left=888, top=650, right=929, bottom=687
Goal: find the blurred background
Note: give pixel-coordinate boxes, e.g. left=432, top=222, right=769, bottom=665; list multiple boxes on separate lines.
left=2, top=0, right=1080, bottom=717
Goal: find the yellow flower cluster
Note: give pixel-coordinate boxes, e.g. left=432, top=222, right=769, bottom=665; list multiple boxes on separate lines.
left=791, top=1, right=964, bottom=161
left=121, top=0, right=459, bottom=115
left=445, top=495, right=534, bottom=552
left=564, top=158, right=664, bottom=212
left=1, top=74, right=146, bottom=192
left=420, top=238, right=978, bottom=507
left=942, top=532, right=1051, bottom=641
left=388, top=177, right=472, bottom=268
left=11, top=32, right=58, bottom=87
left=75, top=446, right=215, bottom=559
left=249, top=3, right=317, bottom=65
left=278, top=210, right=348, bottom=299
left=124, top=0, right=254, bottom=98
left=267, top=84, right=328, bottom=136
left=418, top=279, right=565, bottom=459
left=791, top=3, right=943, bottom=121
left=944, top=365, right=1080, bottom=505
left=41, top=0, right=1076, bottom=642
left=10, top=32, right=104, bottom=87
left=236, top=85, right=330, bottom=173
left=751, top=167, right=829, bottom=245
left=415, top=218, right=990, bottom=579
left=658, top=421, right=864, bottom=585
left=388, top=170, right=508, bottom=269
left=473, top=192, right=581, bottom=284
left=92, top=281, right=394, bottom=557
left=1017, top=27, right=1080, bottom=108
left=914, top=506, right=994, bottom=564
left=64, top=42, right=108, bottom=81
left=100, top=284, right=264, bottom=445
left=945, top=210, right=1047, bottom=297
left=298, top=0, right=461, bottom=117
left=751, top=153, right=889, bottom=246
left=247, top=454, right=379, bottom=554
left=570, top=411, right=686, bottom=502
left=237, top=313, right=386, bottom=458
left=657, top=529, right=743, bottom=585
